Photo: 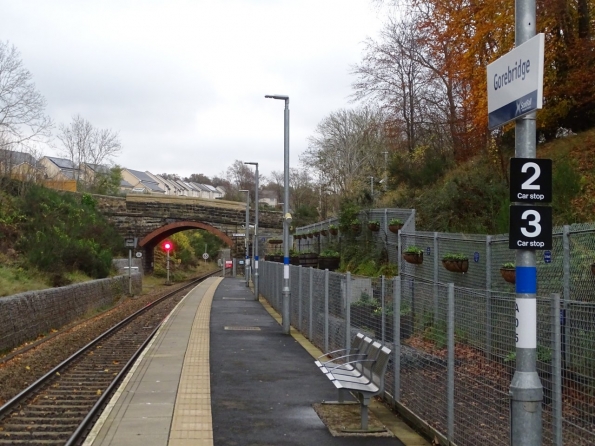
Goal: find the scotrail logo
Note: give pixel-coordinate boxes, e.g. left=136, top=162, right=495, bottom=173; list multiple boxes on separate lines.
left=516, top=97, right=533, bottom=115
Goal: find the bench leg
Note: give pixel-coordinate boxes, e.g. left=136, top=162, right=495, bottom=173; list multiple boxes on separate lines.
left=360, top=402, right=369, bottom=430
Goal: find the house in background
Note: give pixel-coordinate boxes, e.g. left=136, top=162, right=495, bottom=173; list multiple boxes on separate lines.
left=80, top=163, right=111, bottom=185
left=39, top=156, right=78, bottom=181
left=0, top=149, right=44, bottom=182
left=120, top=168, right=165, bottom=194
left=259, top=189, right=278, bottom=207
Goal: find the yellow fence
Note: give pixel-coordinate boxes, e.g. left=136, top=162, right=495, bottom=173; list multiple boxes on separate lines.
left=43, top=180, right=77, bottom=192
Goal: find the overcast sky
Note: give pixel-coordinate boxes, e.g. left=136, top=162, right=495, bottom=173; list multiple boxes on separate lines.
left=1, top=0, right=386, bottom=181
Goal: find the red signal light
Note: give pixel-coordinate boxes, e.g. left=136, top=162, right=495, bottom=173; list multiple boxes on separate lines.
left=162, top=240, right=173, bottom=252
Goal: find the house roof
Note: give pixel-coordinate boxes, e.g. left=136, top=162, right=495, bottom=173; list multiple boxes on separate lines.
left=0, top=149, right=37, bottom=167
left=45, top=156, right=76, bottom=170
left=120, top=179, right=133, bottom=188
left=84, top=163, right=110, bottom=174
left=126, top=168, right=165, bottom=192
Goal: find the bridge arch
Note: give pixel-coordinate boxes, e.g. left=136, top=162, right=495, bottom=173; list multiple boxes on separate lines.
left=139, top=221, right=234, bottom=248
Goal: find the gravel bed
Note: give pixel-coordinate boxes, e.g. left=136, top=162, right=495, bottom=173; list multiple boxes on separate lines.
left=0, top=279, right=194, bottom=406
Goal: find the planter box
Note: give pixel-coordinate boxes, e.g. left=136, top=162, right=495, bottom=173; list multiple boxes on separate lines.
left=500, top=268, right=515, bottom=284
left=321, top=229, right=328, bottom=236
left=299, top=253, right=318, bottom=268
left=351, top=223, right=361, bottom=233
left=403, top=252, right=423, bottom=265
left=318, top=257, right=340, bottom=271
left=272, top=255, right=283, bottom=263
left=290, top=256, right=300, bottom=266
left=368, top=223, right=380, bottom=232
left=329, top=228, right=338, bottom=236
left=442, top=259, right=469, bottom=273
left=388, top=224, right=403, bottom=233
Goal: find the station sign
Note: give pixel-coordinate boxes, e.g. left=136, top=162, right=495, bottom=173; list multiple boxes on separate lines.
left=510, top=158, right=552, bottom=203
left=487, top=34, right=544, bottom=129
left=509, top=205, right=552, bottom=250
left=125, top=238, right=137, bottom=248
left=232, top=233, right=245, bottom=237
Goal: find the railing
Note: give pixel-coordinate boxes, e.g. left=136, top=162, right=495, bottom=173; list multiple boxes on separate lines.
left=259, top=261, right=595, bottom=446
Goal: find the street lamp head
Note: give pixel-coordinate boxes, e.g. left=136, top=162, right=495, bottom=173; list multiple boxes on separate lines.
left=244, top=162, right=258, bottom=166
left=265, top=94, right=289, bottom=101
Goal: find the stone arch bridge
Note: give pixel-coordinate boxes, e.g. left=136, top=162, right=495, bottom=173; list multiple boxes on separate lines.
left=95, top=194, right=283, bottom=270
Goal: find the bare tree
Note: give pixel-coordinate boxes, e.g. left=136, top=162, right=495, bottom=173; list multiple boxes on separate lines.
left=0, top=41, right=52, bottom=150
left=225, top=160, right=257, bottom=191
left=57, top=115, right=122, bottom=179
left=301, top=106, right=387, bottom=198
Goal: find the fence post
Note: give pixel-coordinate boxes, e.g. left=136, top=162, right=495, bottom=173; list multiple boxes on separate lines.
left=309, top=267, right=313, bottom=341
left=552, top=293, right=562, bottom=446
left=393, top=276, right=401, bottom=403
left=447, top=283, right=455, bottom=442
left=381, top=275, right=386, bottom=343
left=562, top=225, right=570, bottom=368
left=433, top=232, right=439, bottom=325
left=486, top=235, right=493, bottom=359
left=346, top=272, right=351, bottom=351
left=298, top=266, right=302, bottom=333
left=324, top=269, right=329, bottom=353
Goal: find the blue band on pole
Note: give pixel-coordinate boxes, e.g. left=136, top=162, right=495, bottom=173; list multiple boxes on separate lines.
left=255, top=255, right=259, bottom=260
left=516, top=266, right=537, bottom=293
left=284, top=257, right=289, bottom=265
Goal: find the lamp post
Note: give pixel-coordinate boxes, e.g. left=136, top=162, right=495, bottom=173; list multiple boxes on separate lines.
left=239, top=189, right=250, bottom=287
left=244, top=162, right=259, bottom=301
left=382, top=151, right=388, bottom=191
left=265, top=94, right=291, bottom=335
left=370, top=176, right=374, bottom=204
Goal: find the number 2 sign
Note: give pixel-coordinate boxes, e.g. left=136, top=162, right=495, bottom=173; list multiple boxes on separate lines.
left=510, top=158, right=552, bottom=203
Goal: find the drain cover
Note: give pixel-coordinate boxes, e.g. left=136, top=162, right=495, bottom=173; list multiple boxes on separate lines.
left=224, top=326, right=261, bottom=331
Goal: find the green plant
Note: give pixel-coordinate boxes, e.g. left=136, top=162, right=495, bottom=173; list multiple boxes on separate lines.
left=404, top=246, right=423, bottom=255
left=389, top=218, right=403, bottom=226
left=442, top=253, right=468, bottom=261
left=352, top=291, right=380, bottom=308
left=351, top=219, right=360, bottom=225
left=502, top=262, right=515, bottom=269
left=319, top=249, right=339, bottom=258
left=329, top=224, right=338, bottom=230
left=368, top=220, right=379, bottom=225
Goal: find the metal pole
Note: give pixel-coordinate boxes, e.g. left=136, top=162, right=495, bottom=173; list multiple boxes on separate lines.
left=324, top=269, right=329, bottom=353
left=511, top=0, right=542, bottom=442
left=447, top=283, right=455, bottom=441
left=128, top=248, right=132, bottom=296
left=346, top=272, right=351, bottom=351
left=433, top=232, right=439, bottom=324
left=245, top=162, right=260, bottom=300
left=282, top=98, right=291, bottom=334
left=254, top=164, right=259, bottom=301
left=393, top=276, right=401, bottom=403
left=166, top=250, right=170, bottom=284
left=552, top=293, right=562, bottom=446
left=486, top=235, right=493, bottom=359
left=240, top=190, right=250, bottom=287
left=298, top=266, right=303, bottom=332
left=381, top=275, right=385, bottom=344
left=309, top=267, right=313, bottom=340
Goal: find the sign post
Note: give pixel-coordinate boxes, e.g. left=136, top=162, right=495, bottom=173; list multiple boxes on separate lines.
left=488, top=3, right=547, bottom=444
left=125, top=237, right=136, bottom=296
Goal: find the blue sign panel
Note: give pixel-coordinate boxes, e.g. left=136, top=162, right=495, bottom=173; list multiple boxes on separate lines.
left=426, top=247, right=431, bottom=255
left=474, top=252, right=480, bottom=263
left=544, top=250, right=552, bottom=264
left=488, top=90, right=538, bottom=129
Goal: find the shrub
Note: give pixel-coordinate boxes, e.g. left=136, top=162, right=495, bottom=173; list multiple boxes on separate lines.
left=442, top=253, right=468, bottom=261
left=404, top=246, right=423, bottom=255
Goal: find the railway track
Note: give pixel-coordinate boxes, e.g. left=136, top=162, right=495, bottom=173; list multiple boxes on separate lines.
left=0, top=270, right=220, bottom=445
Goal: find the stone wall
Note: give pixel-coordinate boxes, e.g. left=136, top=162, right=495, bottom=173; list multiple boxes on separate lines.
left=0, top=274, right=142, bottom=352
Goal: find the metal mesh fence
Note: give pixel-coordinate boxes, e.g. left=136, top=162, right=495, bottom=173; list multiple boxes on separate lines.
left=256, top=263, right=595, bottom=446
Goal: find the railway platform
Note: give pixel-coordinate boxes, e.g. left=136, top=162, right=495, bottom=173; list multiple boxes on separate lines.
left=84, top=277, right=428, bottom=446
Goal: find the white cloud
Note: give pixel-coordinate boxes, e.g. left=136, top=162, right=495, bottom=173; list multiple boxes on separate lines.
left=1, top=0, right=384, bottom=179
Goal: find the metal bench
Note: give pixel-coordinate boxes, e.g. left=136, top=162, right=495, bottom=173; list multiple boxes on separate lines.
left=316, top=336, right=392, bottom=431
left=314, top=333, right=372, bottom=374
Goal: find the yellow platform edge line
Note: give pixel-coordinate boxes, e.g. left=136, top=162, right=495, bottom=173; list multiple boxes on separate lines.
left=258, top=295, right=430, bottom=446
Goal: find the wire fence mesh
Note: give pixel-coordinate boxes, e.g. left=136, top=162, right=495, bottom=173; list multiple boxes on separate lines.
left=256, top=261, right=595, bottom=446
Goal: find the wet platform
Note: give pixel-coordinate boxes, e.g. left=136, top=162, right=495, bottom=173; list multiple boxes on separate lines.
left=84, top=277, right=429, bottom=446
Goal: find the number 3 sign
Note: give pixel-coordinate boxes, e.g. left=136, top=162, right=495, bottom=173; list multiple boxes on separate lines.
left=509, top=205, right=552, bottom=249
